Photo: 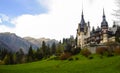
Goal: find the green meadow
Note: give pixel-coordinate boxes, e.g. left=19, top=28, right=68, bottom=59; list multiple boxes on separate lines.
left=0, top=54, right=120, bottom=73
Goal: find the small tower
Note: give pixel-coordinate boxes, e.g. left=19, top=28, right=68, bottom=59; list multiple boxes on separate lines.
left=101, top=8, right=108, bottom=43
left=77, top=10, right=87, bottom=48
left=87, top=21, right=90, bottom=38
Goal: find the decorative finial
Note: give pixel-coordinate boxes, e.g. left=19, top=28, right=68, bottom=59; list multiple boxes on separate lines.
left=103, top=8, right=105, bottom=17
left=81, top=0, right=83, bottom=16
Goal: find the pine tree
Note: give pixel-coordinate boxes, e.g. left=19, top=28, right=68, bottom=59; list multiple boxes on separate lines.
left=3, top=53, right=14, bottom=65
left=16, top=48, right=25, bottom=63
left=115, top=26, right=120, bottom=43
left=27, top=46, right=34, bottom=62
left=35, top=48, right=43, bottom=60
left=41, top=41, right=47, bottom=57
left=56, top=43, right=64, bottom=56
left=46, top=44, right=51, bottom=57
left=51, top=42, right=56, bottom=55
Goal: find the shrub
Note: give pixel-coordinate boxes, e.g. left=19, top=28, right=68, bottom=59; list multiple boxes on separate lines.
left=72, top=47, right=81, bottom=55
left=0, top=60, right=4, bottom=65
left=88, top=56, right=93, bottom=59
left=59, top=52, right=72, bottom=60
left=100, top=55, right=103, bottom=59
left=68, top=57, right=74, bottom=61
left=96, top=47, right=107, bottom=55
left=114, top=46, right=120, bottom=55
left=47, top=55, right=59, bottom=61
left=81, top=48, right=91, bottom=57
left=75, top=57, right=79, bottom=60
left=96, top=46, right=113, bottom=57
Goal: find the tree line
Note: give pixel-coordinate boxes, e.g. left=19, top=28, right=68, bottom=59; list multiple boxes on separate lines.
left=0, top=36, right=81, bottom=65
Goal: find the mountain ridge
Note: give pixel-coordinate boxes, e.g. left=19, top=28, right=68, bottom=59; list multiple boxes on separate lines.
left=24, top=37, right=58, bottom=47
left=0, top=32, right=58, bottom=53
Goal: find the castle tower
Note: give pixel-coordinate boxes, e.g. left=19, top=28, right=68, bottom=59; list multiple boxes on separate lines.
left=101, top=8, right=108, bottom=43
left=77, top=10, right=88, bottom=48
left=87, top=21, right=90, bottom=38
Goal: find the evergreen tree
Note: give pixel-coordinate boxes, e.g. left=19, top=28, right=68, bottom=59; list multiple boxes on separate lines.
left=13, top=53, right=17, bottom=64
left=3, top=53, right=14, bottom=65
left=27, top=46, right=34, bottom=62
left=46, top=44, right=51, bottom=57
left=35, top=48, right=43, bottom=60
left=9, top=53, right=14, bottom=64
left=56, top=43, right=64, bottom=56
left=115, top=26, right=120, bottom=43
left=65, top=43, right=72, bottom=52
left=51, top=42, right=56, bottom=55
left=41, top=41, right=47, bottom=57
left=0, top=48, right=8, bottom=60
left=16, top=48, right=25, bottom=63
left=3, top=54, right=10, bottom=65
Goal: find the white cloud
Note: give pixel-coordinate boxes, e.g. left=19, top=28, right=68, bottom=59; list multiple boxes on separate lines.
left=0, top=18, right=2, bottom=23
left=0, top=13, right=9, bottom=22
left=0, top=0, right=116, bottom=40
left=37, top=0, right=51, bottom=9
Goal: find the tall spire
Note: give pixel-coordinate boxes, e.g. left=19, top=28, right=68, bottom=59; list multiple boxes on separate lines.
left=80, top=8, right=86, bottom=32
left=81, top=9, right=84, bottom=18
left=78, top=0, right=86, bottom=32
left=103, top=8, right=105, bottom=18
left=80, top=9, right=85, bottom=24
left=82, top=0, right=83, bottom=17
left=101, top=8, right=108, bottom=28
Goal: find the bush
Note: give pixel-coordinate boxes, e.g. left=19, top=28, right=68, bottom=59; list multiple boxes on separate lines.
left=96, top=47, right=107, bottom=55
left=59, top=52, right=72, bottom=60
left=114, top=46, right=120, bottom=55
left=75, top=57, right=79, bottom=60
left=72, top=47, right=81, bottom=55
left=96, top=46, right=113, bottom=57
left=100, top=55, right=103, bottom=59
left=68, top=57, right=74, bottom=61
left=47, top=55, right=59, bottom=60
left=88, top=56, right=93, bottom=59
left=0, top=60, right=4, bottom=65
left=81, top=48, right=91, bottom=57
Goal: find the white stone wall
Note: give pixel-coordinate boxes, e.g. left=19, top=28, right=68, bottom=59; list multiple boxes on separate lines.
left=103, top=34, right=108, bottom=43
left=109, top=37, right=115, bottom=42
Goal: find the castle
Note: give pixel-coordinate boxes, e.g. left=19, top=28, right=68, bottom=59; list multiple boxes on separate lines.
left=76, top=9, right=119, bottom=49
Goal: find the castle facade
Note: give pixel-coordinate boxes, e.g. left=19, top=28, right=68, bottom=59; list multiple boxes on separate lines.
left=76, top=9, right=119, bottom=49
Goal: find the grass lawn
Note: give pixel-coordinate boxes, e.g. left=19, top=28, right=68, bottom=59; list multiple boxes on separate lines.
left=0, top=54, right=120, bottom=73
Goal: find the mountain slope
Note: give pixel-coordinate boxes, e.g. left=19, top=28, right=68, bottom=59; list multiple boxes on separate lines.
left=0, top=32, right=38, bottom=53
left=24, top=37, right=58, bottom=47
left=0, top=40, right=12, bottom=51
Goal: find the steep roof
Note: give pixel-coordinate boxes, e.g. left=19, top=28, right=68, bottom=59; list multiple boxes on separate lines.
left=101, top=8, right=108, bottom=28
left=79, top=10, right=86, bottom=31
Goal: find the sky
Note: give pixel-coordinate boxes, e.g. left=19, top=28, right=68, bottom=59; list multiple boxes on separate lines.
left=0, top=0, right=117, bottom=41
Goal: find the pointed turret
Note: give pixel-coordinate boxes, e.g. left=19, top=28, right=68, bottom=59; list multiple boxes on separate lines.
left=79, top=10, right=86, bottom=32
left=101, top=8, right=108, bottom=29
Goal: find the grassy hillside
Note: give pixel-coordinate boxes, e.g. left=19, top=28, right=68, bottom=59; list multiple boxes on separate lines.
left=0, top=55, right=120, bottom=73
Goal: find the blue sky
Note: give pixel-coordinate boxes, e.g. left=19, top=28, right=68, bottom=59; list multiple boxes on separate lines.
left=0, top=0, right=116, bottom=40
left=0, top=0, right=47, bottom=17
left=0, top=0, right=47, bottom=27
